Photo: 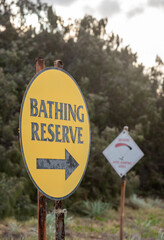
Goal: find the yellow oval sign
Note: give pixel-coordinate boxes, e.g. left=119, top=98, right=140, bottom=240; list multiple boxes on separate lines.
left=19, top=68, right=90, bottom=200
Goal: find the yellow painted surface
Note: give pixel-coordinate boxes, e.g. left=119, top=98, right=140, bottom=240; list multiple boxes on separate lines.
left=20, top=68, right=90, bottom=199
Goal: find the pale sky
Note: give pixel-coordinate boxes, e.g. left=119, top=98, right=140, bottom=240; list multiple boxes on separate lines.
left=38, top=0, right=164, bottom=68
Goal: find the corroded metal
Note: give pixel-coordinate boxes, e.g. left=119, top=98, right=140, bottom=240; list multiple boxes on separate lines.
left=38, top=191, right=47, bottom=240
left=55, top=200, right=65, bottom=240
left=36, top=57, right=47, bottom=240
left=120, top=175, right=126, bottom=240
left=120, top=128, right=128, bottom=240
left=54, top=59, right=65, bottom=240
left=54, top=60, right=64, bottom=69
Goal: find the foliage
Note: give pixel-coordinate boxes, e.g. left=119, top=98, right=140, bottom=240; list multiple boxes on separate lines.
left=0, top=201, right=163, bottom=239
left=127, top=194, right=151, bottom=209
left=0, top=0, right=164, bottom=219
left=46, top=211, right=74, bottom=239
left=46, top=212, right=55, bottom=240
left=80, top=200, right=110, bottom=219
left=0, top=173, right=36, bottom=220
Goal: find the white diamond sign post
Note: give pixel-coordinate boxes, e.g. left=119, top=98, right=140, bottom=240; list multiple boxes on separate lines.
left=103, top=127, right=144, bottom=177
left=103, top=126, right=144, bottom=240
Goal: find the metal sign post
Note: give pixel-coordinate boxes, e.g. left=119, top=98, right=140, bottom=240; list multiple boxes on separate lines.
left=36, top=57, right=47, bottom=240
left=103, top=126, right=144, bottom=240
left=120, top=175, right=126, bottom=240
left=119, top=126, right=128, bottom=240
left=54, top=60, right=65, bottom=240
left=55, top=200, right=65, bottom=240
left=38, top=191, right=47, bottom=240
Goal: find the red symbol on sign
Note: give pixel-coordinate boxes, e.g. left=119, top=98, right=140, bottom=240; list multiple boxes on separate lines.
left=115, top=143, right=132, bottom=160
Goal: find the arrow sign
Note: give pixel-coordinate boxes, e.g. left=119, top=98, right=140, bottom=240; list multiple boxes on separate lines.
left=20, top=68, right=90, bottom=199
left=36, top=149, right=79, bottom=180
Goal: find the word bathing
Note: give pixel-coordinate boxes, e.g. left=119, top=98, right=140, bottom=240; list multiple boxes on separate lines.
left=30, top=98, right=84, bottom=144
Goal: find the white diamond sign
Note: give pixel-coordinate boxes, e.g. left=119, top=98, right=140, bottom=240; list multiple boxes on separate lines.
left=103, top=129, right=144, bottom=177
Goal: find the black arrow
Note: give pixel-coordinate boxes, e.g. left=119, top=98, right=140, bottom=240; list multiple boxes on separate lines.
left=36, top=149, right=79, bottom=180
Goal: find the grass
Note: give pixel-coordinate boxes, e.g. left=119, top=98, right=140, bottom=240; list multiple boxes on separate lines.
left=80, top=200, right=110, bottom=219
left=0, top=197, right=163, bottom=240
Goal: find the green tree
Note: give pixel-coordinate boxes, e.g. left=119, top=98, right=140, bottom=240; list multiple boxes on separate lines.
left=0, top=0, right=163, bottom=219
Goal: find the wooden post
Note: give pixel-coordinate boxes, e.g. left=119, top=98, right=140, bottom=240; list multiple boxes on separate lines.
left=54, top=59, right=65, bottom=240
left=119, top=126, right=128, bottom=240
left=36, top=57, right=47, bottom=240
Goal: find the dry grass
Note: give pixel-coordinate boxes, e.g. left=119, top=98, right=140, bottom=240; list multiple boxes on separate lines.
left=0, top=198, right=163, bottom=240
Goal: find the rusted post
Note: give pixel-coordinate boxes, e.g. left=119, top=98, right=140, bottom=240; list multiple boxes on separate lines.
left=120, top=126, right=128, bottom=240
left=36, top=57, right=47, bottom=240
left=38, top=191, right=47, bottom=240
left=55, top=201, right=65, bottom=240
left=54, top=59, right=65, bottom=240
left=120, top=175, right=126, bottom=240
left=36, top=56, right=45, bottom=73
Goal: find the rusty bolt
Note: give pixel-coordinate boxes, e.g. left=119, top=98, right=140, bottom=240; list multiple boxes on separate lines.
left=54, top=60, right=64, bottom=69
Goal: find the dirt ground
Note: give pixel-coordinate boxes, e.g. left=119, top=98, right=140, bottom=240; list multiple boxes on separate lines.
left=0, top=203, right=164, bottom=240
